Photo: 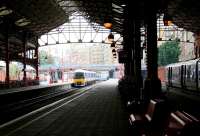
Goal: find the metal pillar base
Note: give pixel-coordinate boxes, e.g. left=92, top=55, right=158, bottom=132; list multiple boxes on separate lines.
left=35, top=77, right=40, bottom=85
left=144, top=77, right=162, bottom=101
left=118, top=76, right=140, bottom=102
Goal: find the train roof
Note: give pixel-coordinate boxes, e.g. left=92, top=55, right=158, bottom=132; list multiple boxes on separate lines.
left=74, top=69, right=96, bottom=73
left=166, top=58, right=200, bottom=67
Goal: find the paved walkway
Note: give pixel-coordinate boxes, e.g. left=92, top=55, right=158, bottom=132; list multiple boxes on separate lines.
left=0, top=83, right=71, bottom=95
left=1, top=79, right=130, bottom=136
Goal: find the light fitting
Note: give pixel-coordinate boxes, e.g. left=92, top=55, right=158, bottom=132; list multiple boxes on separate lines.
left=15, top=18, right=31, bottom=26
left=163, top=13, right=172, bottom=26
left=104, top=22, right=112, bottom=29
left=108, top=33, right=114, bottom=42
left=0, top=6, right=13, bottom=16
left=111, top=42, right=115, bottom=48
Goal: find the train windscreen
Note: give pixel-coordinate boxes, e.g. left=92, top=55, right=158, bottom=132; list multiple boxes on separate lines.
left=74, top=72, right=84, bottom=79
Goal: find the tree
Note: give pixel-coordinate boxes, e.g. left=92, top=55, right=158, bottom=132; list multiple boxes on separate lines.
left=10, top=63, right=20, bottom=78
left=39, top=50, right=55, bottom=65
left=158, top=39, right=181, bottom=66
left=46, top=54, right=55, bottom=64
left=39, top=50, right=48, bottom=65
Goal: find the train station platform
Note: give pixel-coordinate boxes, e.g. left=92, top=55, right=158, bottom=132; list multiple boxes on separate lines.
left=0, top=83, right=71, bottom=95
left=0, top=79, right=131, bottom=136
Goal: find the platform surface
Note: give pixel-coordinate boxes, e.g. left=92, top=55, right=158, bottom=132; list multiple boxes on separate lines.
left=1, top=79, right=130, bottom=136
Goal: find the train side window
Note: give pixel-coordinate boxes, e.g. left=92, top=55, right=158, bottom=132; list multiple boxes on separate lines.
left=191, top=64, right=196, bottom=81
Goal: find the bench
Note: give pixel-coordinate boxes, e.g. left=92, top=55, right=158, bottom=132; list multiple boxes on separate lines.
left=164, top=111, right=200, bottom=136
left=129, top=99, right=170, bottom=135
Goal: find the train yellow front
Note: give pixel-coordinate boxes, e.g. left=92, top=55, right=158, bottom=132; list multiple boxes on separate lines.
left=72, top=69, right=96, bottom=87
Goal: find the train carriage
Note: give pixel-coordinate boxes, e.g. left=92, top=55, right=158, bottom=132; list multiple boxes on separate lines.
left=165, top=59, right=200, bottom=92
left=72, top=69, right=96, bottom=87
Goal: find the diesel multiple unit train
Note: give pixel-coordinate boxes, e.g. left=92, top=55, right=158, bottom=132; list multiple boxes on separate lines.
left=72, top=69, right=97, bottom=87
left=166, top=59, right=200, bottom=91
left=39, top=67, right=111, bottom=86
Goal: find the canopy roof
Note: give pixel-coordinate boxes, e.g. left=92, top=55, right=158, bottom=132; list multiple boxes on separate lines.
left=0, top=0, right=67, bottom=61
left=0, top=0, right=200, bottom=61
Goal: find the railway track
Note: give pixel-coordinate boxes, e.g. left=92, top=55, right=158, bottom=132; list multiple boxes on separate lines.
left=0, top=86, right=92, bottom=125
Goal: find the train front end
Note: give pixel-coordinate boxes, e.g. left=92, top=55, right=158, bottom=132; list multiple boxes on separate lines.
left=73, top=72, right=86, bottom=87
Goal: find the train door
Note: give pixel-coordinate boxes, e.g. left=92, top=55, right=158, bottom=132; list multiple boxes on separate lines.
left=181, top=65, right=184, bottom=87
left=171, top=66, right=182, bottom=87
left=168, top=67, right=172, bottom=86
left=184, top=63, right=197, bottom=91
left=181, top=65, right=186, bottom=88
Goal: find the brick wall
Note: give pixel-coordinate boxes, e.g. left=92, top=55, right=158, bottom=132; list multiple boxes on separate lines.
left=158, top=66, right=166, bottom=82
